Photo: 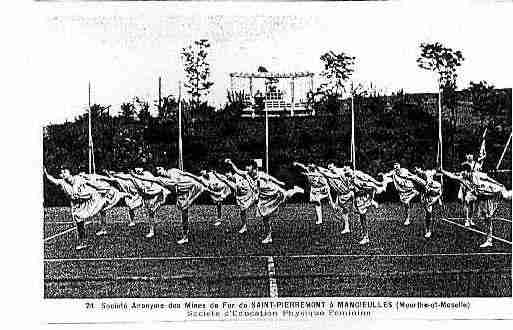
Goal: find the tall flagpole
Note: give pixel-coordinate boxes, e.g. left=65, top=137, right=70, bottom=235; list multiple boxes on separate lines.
left=178, top=81, right=184, bottom=170
left=88, top=81, right=94, bottom=174
left=265, top=98, right=269, bottom=175
left=438, top=79, right=443, bottom=203
left=350, top=84, right=356, bottom=170
left=158, top=76, right=162, bottom=113
left=438, top=85, right=443, bottom=170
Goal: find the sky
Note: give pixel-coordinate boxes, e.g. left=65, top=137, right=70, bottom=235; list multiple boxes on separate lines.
left=31, top=1, right=513, bottom=124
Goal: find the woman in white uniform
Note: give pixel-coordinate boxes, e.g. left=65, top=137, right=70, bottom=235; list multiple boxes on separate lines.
left=132, top=167, right=222, bottom=245
left=123, top=168, right=171, bottom=238
left=293, top=162, right=329, bottom=225
left=182, top=169, right=232, bottom=227
left=441, top=164, right=511, bottom=248
left=78, top=172, right=129, bottom=236
left=44, top=167, right=108, bottom=250
left=383, top=162, right=420, bottom=226
left=458, top=154, right=483, bottom=227
left=316, top=163, right=354, bottom=233
left=213, top=163, right=258, bottom=234
left=227, top=159, right=303, bottom=244
left=346, top=167, right=390, bottom=245
left=102, top=171, right=144, bottom=227
left=412, top=167, right=442, bottom=238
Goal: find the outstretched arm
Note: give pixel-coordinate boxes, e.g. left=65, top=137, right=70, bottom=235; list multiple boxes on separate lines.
left=189, top=175, right=222, bottom=195
left=181, top=171, right=208, bottom=185
left=93, top=173, right=118, bottom=182
left=83, top=180, right=112, bottom=192
left=44, top=168, right=62, bottom=186
left=81, top=173, right=118, bottom=184
left=102, top=169, right=114, bottom=177
left=440, top=169, right=468, bottom=185
left=270, top=176, right=286, bottom=187
left=167, top=169, right=215, bottom=191
left=440, top=169, right=474, bottom=191
left=213, top=172, right=237, bottom=191
left=402, top=169, right=420, bottom=181
left=406, top=170, right=427, bottom=187
left=225, top=159, right=247, bottom=176
left=130, top=171, right=161, bottom=184
left=357, top=171, right=382, bottom=186
left=110, top=172, right=134, bottom=182
left=102, top=175, right=129, bottom=192
left=97, top=175, right=126, bottom=192
left=316, top=166, right=340, bottom=179
left=381, top=170, right=395, bottom=178
left=261, top=172, right=285, bottom=186
left=439, top=169, right=460, bottom=181
left=293, top=162, right=309, bottom=172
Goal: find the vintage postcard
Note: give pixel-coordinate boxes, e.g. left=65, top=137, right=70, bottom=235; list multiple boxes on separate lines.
left=35, top=0, right=512, bottom=326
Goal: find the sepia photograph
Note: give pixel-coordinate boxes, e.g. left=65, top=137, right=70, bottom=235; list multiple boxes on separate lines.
left=34, top=0, right=513, bottom=324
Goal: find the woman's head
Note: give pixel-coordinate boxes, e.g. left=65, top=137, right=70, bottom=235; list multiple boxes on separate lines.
left=247, top=160, right=259, bottom=175
left=59, top=167, right=72, bottom=180
left=461, top=163, right=473, bottom=179
left=155, top=166, right=165, bottom=176
left=225, top=171, right=234, bottom=180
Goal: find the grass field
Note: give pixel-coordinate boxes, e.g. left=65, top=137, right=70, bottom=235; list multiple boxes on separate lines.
left=43, top=201, right=512, bottom=298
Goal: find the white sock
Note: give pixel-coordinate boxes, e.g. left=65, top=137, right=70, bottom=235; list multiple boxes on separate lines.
left=343, top=214, right=350, bottom=229
left=502, top=190, right=512, bottom=201
left=315, top=205, right=323, bottom=223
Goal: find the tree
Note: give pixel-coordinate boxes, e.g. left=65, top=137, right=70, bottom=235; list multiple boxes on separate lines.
left=467, top=81, right=510, bottom=128
left=156, top=95, right=179, bottom=122
left=319, top=51, right=356, bottom=97
left=417, top=42, right=464, bottom=127
left=417, top=42, right=464, bottom=87
left=417, top=41, right=465, bottom=165
left=181, top=39, right=214, bottom=110
left=135, top=97, right=152, bottom=123
left=119, top=102, right=136, bottom=122
left=224, top=90, right=246, bottom=117
left=76, top=103, right=111, bottom=122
